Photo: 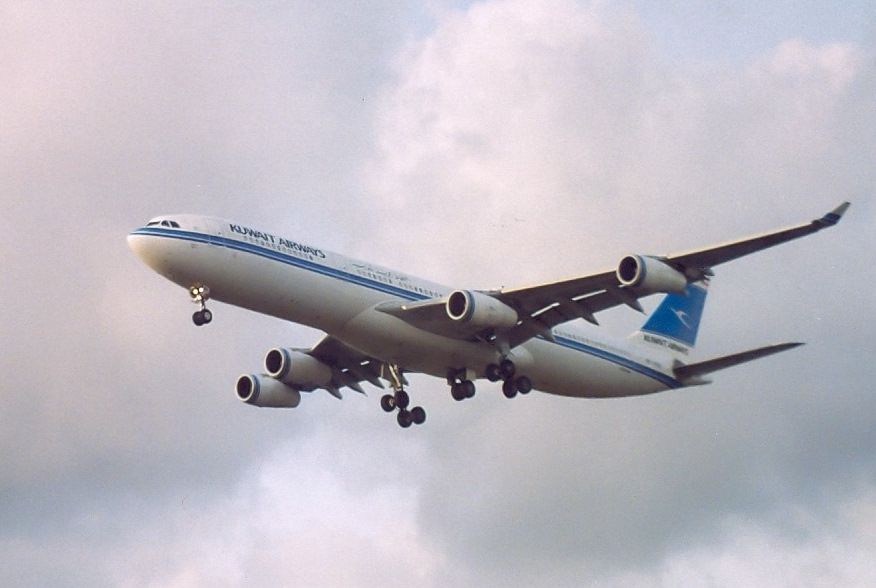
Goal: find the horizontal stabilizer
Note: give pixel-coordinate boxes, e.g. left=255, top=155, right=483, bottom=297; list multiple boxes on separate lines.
left=674, top=342, right=804, bottom=381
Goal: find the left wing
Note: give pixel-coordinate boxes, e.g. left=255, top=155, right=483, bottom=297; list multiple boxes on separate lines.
left=497, top=202, right=850, bottom=346
left=380, top=202, right=850, bottom=348
left=307, top=336, right=386, bottom=398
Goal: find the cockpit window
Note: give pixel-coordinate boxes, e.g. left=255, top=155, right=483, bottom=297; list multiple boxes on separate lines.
left=147, top=220, right=181, bottom=228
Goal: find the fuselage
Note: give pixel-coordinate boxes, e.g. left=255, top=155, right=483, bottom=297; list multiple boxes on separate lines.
left=127, top=214, right=682, bottom=398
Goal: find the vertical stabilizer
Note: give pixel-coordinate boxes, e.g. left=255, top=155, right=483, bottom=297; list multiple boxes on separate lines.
left=631, top=281, right=709, bottom=358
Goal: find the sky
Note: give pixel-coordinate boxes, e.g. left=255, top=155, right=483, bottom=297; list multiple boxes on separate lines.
left=1, top=1, right=874, bottom=586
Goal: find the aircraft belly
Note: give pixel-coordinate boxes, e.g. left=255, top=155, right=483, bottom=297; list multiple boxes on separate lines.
left=523, top=338, right=669, bottom=398
left=335, top=310, right=508, bottom=379
left=149, top=238, right=374, bottom=332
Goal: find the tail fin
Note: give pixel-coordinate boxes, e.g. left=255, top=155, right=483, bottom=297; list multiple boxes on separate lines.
left=630, top=281, right=709, bottom=358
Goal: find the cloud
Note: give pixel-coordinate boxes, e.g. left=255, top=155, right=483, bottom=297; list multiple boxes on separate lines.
left=1, top=1, right=874, bottom=586
left=363, top=0, right=876, bottom=583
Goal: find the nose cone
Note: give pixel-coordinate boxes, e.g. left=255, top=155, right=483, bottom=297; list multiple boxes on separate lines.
left=127, top=231, right=171, bottom=275
left=127, top=231, right=150, bottom=262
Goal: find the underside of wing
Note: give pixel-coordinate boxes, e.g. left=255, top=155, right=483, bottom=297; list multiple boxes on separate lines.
left=306, top=336, right=387, bottom=398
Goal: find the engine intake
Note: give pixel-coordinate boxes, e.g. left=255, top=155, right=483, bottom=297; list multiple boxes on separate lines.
left=446, top=290, right=518, bottom=330
left=236, top=374, right=301, bottom=408
left=264, top=348, right=333, bottom=390
left=617, top=255, right=687, bottom=294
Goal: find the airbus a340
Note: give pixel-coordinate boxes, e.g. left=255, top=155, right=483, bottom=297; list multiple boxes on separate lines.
left=128, top=202, right=849, bottom=428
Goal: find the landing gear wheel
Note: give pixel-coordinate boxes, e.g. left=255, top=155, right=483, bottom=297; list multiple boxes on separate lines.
left=499, top=359, right=516, bottom=380
left=201, top=309, right=212, bottom=324
left=462, top=380, right=476, bottom=398
left=192, top=310, right=205, bottom=326
left=394, top=390, right=410, bottom=410
left=485, top=363, right=502, bottom=382
left=397, top=409, right=413, bottom=428
left=451, top=383, right=467, bottom=401
left=502, top=379, right=518, bottom=399
left=380, top=394, right=396, bottom=412
left=410, top=406, right=426, bottom=425
left=515, top=376, right=532, bottom=395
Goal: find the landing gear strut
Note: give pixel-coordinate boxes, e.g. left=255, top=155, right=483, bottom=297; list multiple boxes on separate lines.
left=190, top=284, right=212, bottom=326
left=380, top=363, right=426, bottom=428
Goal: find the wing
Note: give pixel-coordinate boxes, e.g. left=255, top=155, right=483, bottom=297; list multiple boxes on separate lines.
left=307, top=336, right=387, bottom=398
left=376, top=202, right=849, bottom=349
left=664, top=201, right=850, bottom=270
left=496, top=202, right=850, bottom=347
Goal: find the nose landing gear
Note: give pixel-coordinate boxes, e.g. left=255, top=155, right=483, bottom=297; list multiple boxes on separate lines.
left=189, top=284, right=213, bottom=326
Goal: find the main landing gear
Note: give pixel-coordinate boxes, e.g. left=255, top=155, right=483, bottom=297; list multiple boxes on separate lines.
left=448, top=359, right=533, bottom=401
left=379, top=363, right=426, bottom=429
left=189, top=284, right=213, bottom=326
left=484, top=358, right=532, bottom=399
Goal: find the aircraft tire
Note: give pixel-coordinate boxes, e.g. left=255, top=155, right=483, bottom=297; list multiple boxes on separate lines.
left=485, top=364, right=502, bottom=382
left=411, top=406, right=426, bottom=425
left=462, top=380, right=476, bottom=398
left=516, top=376, right=532, bottom=394
left=380, top=394, right=395, bottom=412
left=192, top=311, right=204, bottom=326
left=395, top=390, right=410, bottom=410
left=499, top=359, right=516, bottom=380
left=502, top=379, right=517, bottom=399
left=202, top=309, right=212, bottom=324
left=397, top=409, right=413, bottom=428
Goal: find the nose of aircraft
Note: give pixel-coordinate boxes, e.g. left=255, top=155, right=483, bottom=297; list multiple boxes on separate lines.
left=126, top=231, right=148, bottom=260
left=127, top=229, right=169, bottom=274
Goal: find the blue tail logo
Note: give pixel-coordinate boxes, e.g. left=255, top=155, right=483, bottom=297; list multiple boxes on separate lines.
left=639, top=281, right=708, bottom=349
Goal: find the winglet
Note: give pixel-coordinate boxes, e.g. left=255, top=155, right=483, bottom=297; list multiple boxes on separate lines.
left=816, top=201, right=851, bottom=227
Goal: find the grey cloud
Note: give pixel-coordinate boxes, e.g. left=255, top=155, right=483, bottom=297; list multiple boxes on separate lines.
left=2, top=1, right=875, bottom=586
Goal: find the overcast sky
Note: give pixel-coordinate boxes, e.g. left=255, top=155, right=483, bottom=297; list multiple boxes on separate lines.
left=1, top=1, right=874, bottom=586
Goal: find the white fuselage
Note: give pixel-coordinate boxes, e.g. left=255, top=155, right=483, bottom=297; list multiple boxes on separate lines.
left=127, top=215, right=682, bottom=398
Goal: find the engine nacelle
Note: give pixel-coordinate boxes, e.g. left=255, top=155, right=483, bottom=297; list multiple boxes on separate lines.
left=236, top=374, right=301, bottom=408
left=446, top=290, right=519, bottom=329
left=264, top=348, right=333, bottom=390
left=616, top=255, right=688, bottom=294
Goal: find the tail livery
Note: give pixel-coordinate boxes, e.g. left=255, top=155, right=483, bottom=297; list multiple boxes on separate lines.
left=633, top=281, right=709, bottom=357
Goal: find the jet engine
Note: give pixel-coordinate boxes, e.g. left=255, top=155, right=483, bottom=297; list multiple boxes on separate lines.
left=264, top=348, right=333, bottom=390
left=446, top=290, right=519, bottom=329
left=616, top=255, right=687, bottom=294
left=236, top=374, right=301, bottom=408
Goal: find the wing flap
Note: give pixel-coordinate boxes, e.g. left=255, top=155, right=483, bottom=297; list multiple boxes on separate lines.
left=308, top=336, right=387, bottom=397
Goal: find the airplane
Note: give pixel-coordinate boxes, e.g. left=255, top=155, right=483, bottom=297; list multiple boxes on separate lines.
left=128, top=202, right=849, bottom=428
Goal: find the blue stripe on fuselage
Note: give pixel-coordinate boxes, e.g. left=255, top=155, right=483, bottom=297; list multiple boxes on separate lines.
left=131, top=227, right=682, bottom=389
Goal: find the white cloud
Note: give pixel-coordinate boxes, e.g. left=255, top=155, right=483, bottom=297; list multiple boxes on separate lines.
left=1, top=1, right=874, bottom=586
